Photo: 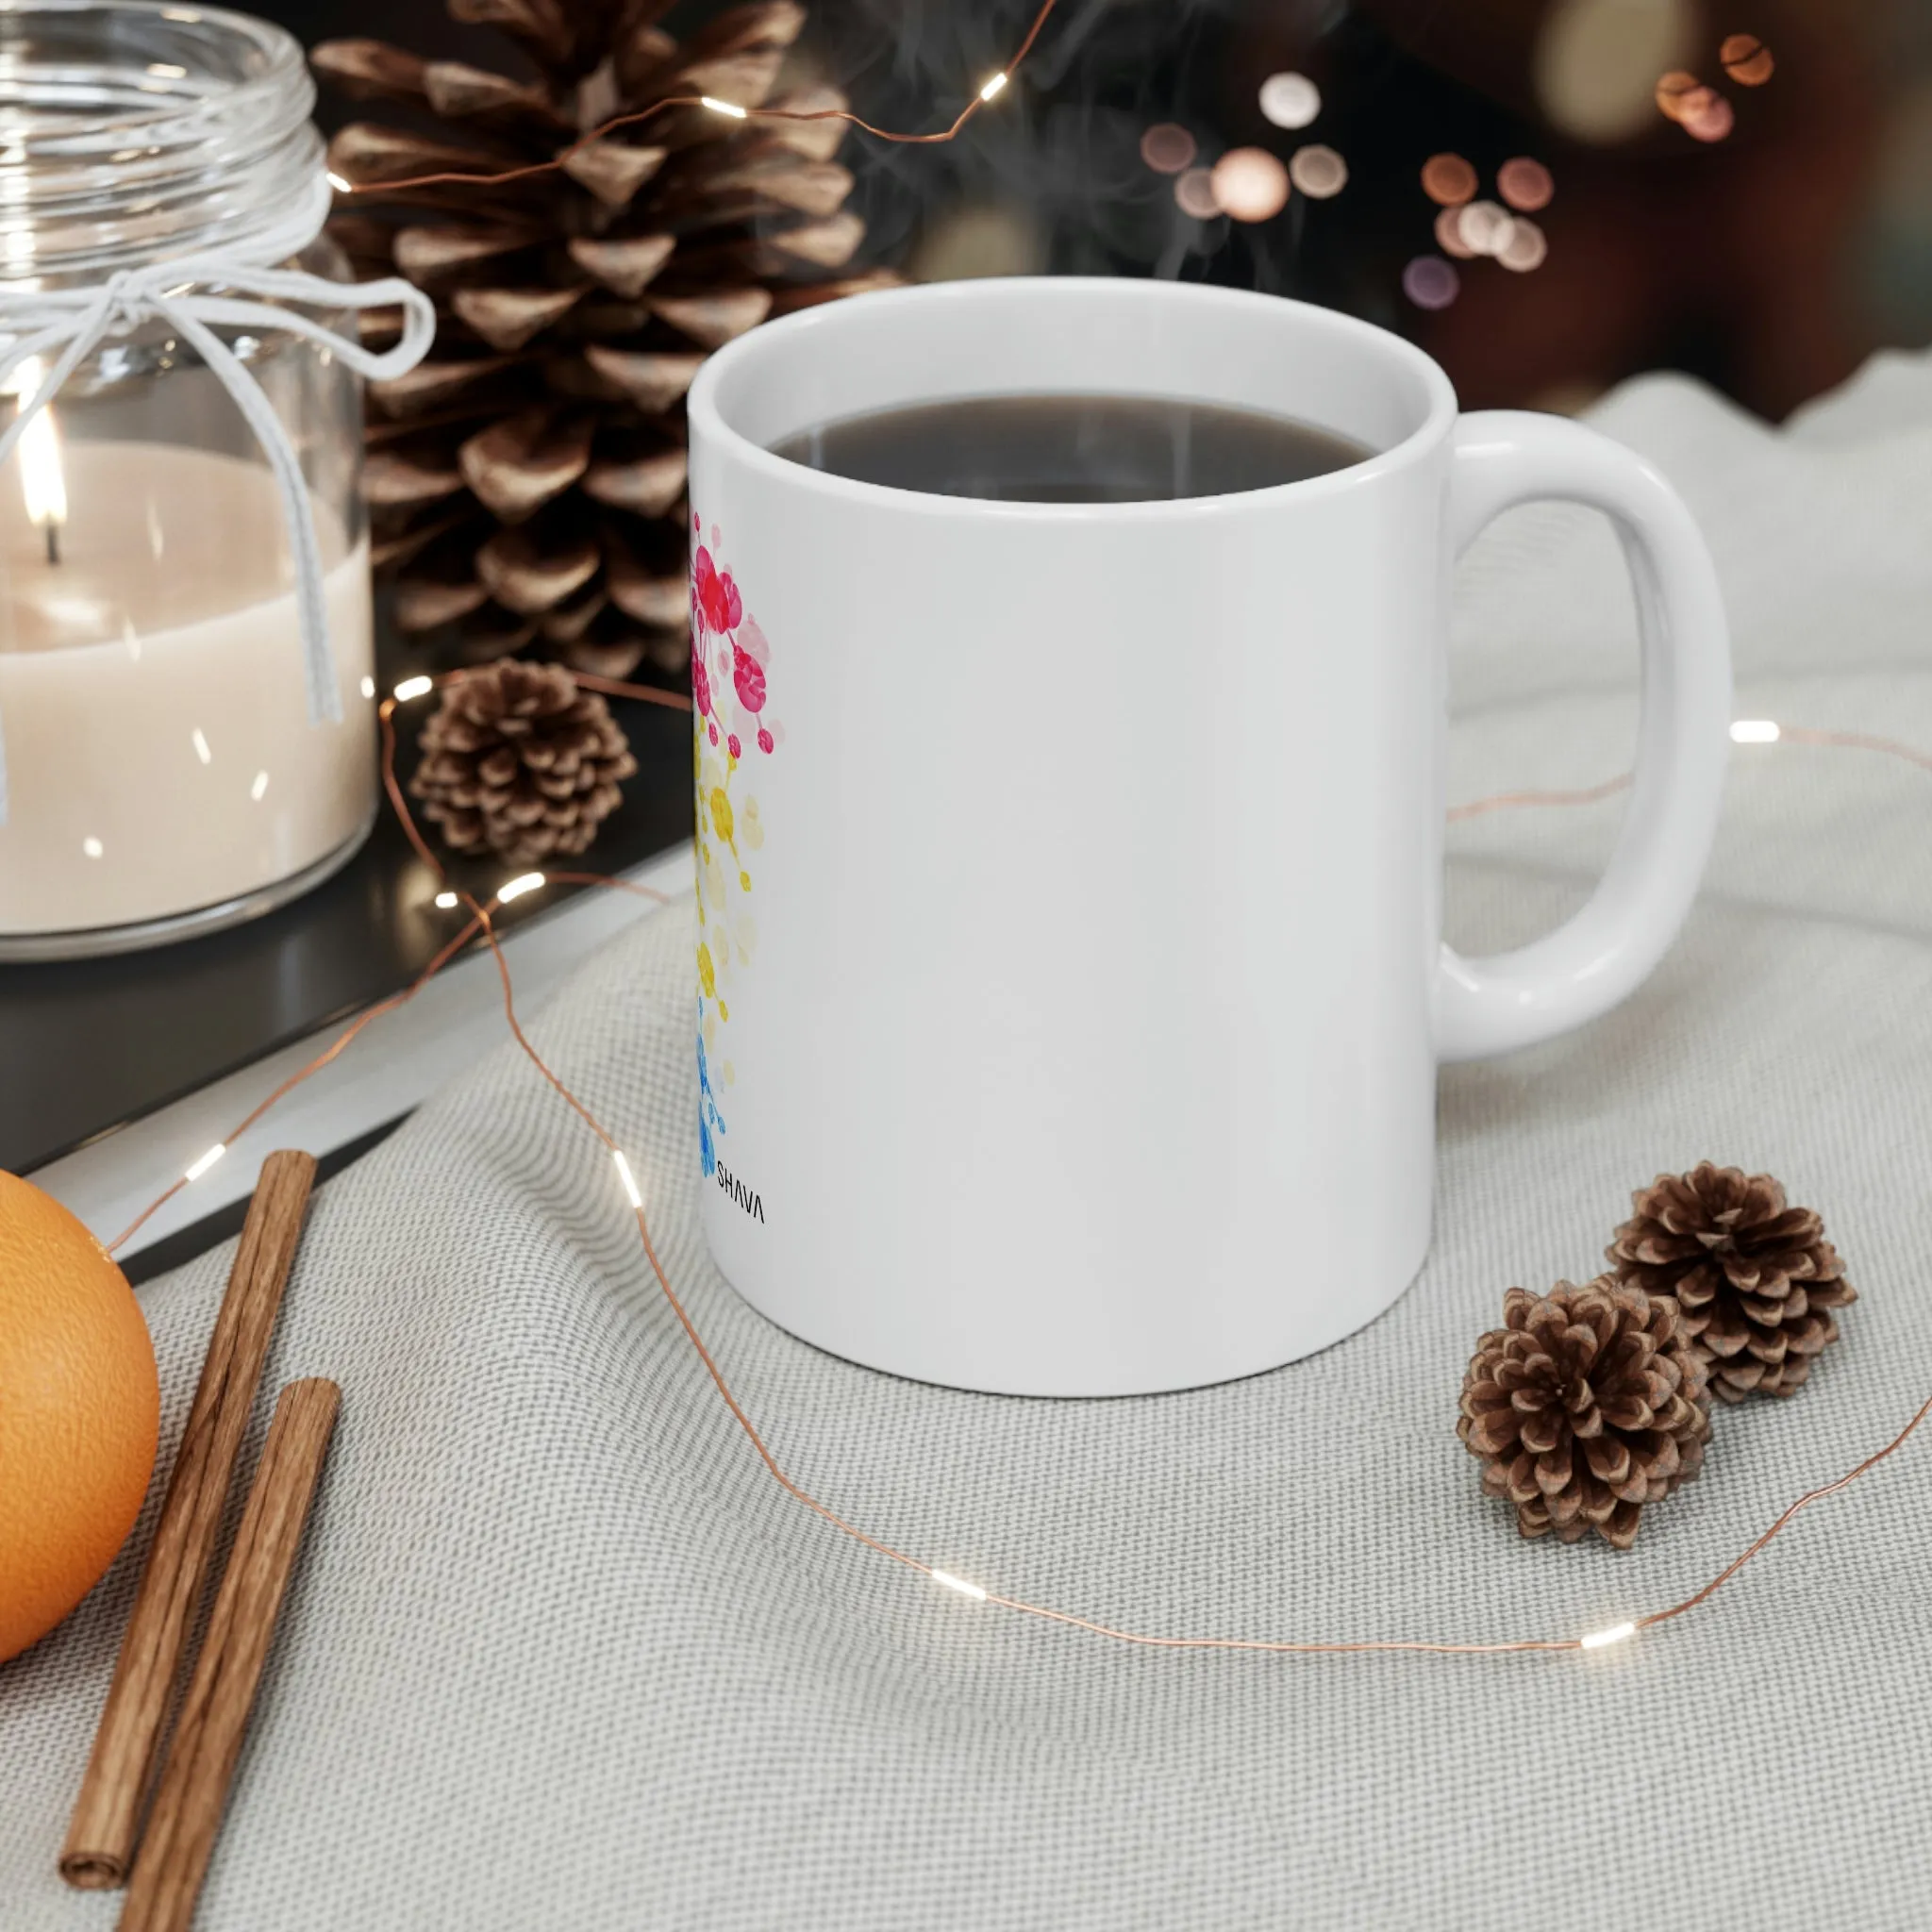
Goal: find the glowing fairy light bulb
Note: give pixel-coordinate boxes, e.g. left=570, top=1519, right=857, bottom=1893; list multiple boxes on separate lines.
left=7, top=357, right=68, bottom=564
left=613, top=1149, right=643, bottom=1208
left=701, top=95, right=748, bottom=119
left=392, top=675, right=434, bottom=702
left=930, top=1569, right=989, bottom=1602
left=1579, top=1621, right=1636, bottom=1650
left=497, top=871, right=546, bottom=904
left=183, top=1143, right=227, bottom=1183
left=979, top=72, right=1008, bottom=102
left=1730, top=719, right=1781, bottom=743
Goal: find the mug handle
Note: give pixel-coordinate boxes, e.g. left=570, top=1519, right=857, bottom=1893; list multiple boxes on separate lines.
left=1437, top=410, right=1733, bottom=1061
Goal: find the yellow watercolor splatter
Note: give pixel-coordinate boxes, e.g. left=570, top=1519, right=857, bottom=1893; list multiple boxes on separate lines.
left=739, top=871, right=751, bottom=891
left=696, top=943, right=716, bottom=998
left=708, top=787, right=734, bottom=844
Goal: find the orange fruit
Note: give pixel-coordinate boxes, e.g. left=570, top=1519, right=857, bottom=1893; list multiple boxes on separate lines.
left=0, top=1172, right=158, bottom=1665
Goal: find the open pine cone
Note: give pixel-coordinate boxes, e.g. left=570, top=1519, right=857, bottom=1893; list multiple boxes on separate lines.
left=314, top=1, right=892, bottom=680
left=1458, top=1279, right=1711, bottom=1550
left=409, top=660, right=638, bottom=864
left=1607, top=1162, right=1857, bottom=1402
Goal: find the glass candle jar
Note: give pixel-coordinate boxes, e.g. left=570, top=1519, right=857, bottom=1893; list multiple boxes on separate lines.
left=0, top=1, right=377, bottom=958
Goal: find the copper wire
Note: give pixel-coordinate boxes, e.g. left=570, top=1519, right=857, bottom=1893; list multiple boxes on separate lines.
left=103, top=908, right=486, bottom=1253
left=108, top=679, right=1932, bottom=1659
left=1446, top=773, right=1633, bottom=822
left=339, top=0, right=1063, bottom=197
left=1778, top=725, right=1932, bottom=774
left=102, top=674, right=688, bottom=1253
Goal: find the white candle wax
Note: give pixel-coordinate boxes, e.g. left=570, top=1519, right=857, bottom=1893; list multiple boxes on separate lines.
left=0, top=441, right=375, bottom=938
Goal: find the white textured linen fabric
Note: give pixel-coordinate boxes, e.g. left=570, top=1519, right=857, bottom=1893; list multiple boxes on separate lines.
left=5, top=358, right=1932, bottom=1932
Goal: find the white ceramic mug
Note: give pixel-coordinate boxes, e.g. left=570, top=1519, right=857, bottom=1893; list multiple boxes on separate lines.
left=685, top=278, right=1730, bottom=1397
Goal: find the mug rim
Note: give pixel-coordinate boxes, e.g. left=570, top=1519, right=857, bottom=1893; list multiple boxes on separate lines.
left=689, top=275, right=1460, bottom=521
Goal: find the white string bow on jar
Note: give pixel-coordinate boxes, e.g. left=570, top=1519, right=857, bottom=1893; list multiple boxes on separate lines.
left=0, top=175, right=436, bottom=824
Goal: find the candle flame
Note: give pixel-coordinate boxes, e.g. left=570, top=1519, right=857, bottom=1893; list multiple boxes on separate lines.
left=7, top=357, right=67, bottom=544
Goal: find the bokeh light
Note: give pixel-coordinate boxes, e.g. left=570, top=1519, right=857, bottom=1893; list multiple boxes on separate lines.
left=1457, top=199, right=1516, bottom=258
left=1498, top=218, right=1549, bottom=273
left=1422, top=153, right=1478, bottom=207
left=1496, top=158, right=1555, bottom=213
left=1434, top=205, right=1476, bottom=259
left=1682, top=90, right=1735, bottom=142
left=1535, top=0, right=1696, bottom=144
left=1672, top=83, right=1719, bottom=129
left=1288, top=143, right=1348, bottom=199
left=1403, top=256, right=1460, bottom=310
left=1174, top=167, right=1221, bottom=219
left=1210, top=147, right=1291, bottom=223
left=1258, top=72, right=1321, bottom=130
left=1720, top=32, right=1774, bottom=86
left=1140, top=123, right=1197, bottom=175
left=1655, top=70, right=1700, bottom=121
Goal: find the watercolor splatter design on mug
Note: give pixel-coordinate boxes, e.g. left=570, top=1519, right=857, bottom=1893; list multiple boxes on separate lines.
left=691, top=515, right=781, bottom=1176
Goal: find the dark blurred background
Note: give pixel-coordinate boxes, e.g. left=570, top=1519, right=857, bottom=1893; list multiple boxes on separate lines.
left=275, top=0, right=1932, bottom=422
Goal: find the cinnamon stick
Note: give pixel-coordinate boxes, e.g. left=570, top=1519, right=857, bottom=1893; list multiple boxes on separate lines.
left=62, top=1150, right=318, bottom=1890
left=118, top=1380, right=341, bottom=1932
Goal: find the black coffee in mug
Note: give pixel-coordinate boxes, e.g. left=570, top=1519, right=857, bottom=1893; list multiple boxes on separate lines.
left=768, top=393, right=1371, bottom=504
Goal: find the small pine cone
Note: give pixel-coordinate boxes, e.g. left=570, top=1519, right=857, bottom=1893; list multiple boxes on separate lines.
left=1458, top=1279, right=1711, bottom=1550
left=409, top=661, right=638, bottom=866
left=1607, top=1163, right=1857, bottom=1403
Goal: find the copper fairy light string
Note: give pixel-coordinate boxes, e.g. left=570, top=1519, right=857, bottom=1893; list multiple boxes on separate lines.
left=1779, top=724, right=1932, bottom=774
left=1446, top=772, right=1632, bottom=823
left=104, top=908, right=489, bottom=1255
left=1636, top=1387, right=1932, bottom=1633
left=108, top=672, right=1932, bottom=1660
left=102, top=678, right=696, bottom=1253
left=1444, top=721, right=1932, bottom=828
left=328, top=0, right=1064, bottom=201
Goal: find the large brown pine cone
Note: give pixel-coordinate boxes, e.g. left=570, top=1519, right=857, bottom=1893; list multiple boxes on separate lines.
left=313, top=1, right=892, bottom=679
left=1607, top=1162, right=1857, bottom=1402
left=409, top=661, right=637, bottom=864
left=1458, top=1279, right=1711, bottom=1550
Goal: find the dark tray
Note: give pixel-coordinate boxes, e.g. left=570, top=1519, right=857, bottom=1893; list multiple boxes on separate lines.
left=0, top=693, right=691, bottom=1178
